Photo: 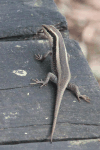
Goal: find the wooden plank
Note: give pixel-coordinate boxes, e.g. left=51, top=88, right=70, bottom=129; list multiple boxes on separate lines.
left=0, top=39, right=100, bottom=143
left=0, top=139, right=100, bottom=150
left=0, top=123, right=100, bottom=143
left=0, top=39, right=98, bottom=89
left=0, top=0, right=66, bottom=38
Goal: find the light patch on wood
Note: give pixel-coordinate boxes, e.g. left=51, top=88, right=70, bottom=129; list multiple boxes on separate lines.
left=70, top=139, right=99, bottom=145
left=24, top=0, right=42, bottom=7
left=5, top=116, right=10, bottom=119
left=45, top=117, right=48, bottom=120
left=3, top=112, right=18, bottom=119
left=10, top=112, right=18, bottom=115
left=34, top=0, right=42, bottom=7
left=15, top=45, right=21, bottom=48
left=12, top=70, right=27, bottom=76
left=37, top=103, right=40, bottom=109
left=73, top=101, right=76, bottom=102
left=38, top=40, right=44, bottom=44
left=25, top=133, right=28, bottom=135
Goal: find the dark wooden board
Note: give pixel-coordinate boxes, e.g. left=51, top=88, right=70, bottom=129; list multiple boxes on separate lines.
left=0, top=0, right=100, bottom=146
left=0, top=39, right=100, bottom=143
left=0, top=0, right=66, bottom=39
left=0, top=139, right=100, bottom=150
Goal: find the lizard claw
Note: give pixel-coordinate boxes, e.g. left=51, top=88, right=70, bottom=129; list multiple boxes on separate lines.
left=30, top=78, right=46, bottom=87
left=79, top=95, right=90, bottom=103
left=35, top=54, right=43, bottom=61
left=40, top=82, right=47, bottom=88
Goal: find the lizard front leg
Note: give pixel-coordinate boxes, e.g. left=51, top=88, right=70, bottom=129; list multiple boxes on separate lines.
left=35, top=51, right=52, bottom=61
left=30, top=72, right=57, bottom=88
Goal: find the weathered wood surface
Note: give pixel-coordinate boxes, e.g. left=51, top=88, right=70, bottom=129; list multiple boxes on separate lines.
left=0, top=139, right=100, bottom=150
left=0, top=0, right=100, bottom=148
left=0, top=39, right=100, bottom=144
left=0, top=0, right=66, bottom=39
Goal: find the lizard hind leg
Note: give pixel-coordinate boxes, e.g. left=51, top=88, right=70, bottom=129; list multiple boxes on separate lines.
left=67, top=83, right=90, bottom=103
left=30, top=72, right=57, bottom=88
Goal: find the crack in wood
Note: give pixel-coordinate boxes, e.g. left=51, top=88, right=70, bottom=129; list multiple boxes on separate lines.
left=0, top=137, right=100, bottom=145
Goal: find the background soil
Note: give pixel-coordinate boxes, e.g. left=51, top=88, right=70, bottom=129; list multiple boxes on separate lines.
left=54, top=0, right=100, bottom=86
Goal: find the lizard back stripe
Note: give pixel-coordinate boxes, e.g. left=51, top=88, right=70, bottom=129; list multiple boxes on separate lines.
left=43, top=26, right=58, bottom=76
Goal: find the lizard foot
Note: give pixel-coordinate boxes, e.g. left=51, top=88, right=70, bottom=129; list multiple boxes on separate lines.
left=35, top=54, right=43, bottom=61
left=78, top=95, right=90, bottom=103
left=30, top=79, right=47, bottom=88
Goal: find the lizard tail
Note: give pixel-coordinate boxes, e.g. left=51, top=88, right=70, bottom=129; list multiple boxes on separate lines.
left=50, top=87, right=65, bottom=143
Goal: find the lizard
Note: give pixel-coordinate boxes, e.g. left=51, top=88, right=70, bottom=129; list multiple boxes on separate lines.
left=30, top=24, right=90, bottom=143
